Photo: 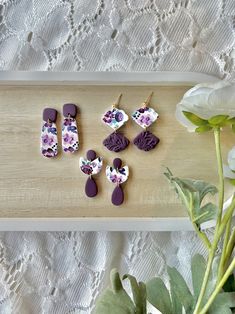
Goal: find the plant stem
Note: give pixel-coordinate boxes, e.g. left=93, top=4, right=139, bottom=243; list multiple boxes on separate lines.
left=194, top=128, right=225, bottom=313
left=217, top=218, right=232, bottom=281
left=225, top=228, right=235, bottom=262
left=199, top=258, right=235, bottom=314
left=193, top=245, right=216, bottom=314
left=214, top=127, right=224, bottom=225
left=189, top=194, right=211, bottom=249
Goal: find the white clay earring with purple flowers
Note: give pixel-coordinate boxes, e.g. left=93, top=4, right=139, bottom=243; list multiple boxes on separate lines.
left=132, top=92, right=160, bottom=151
left=41, top=108, right=58, bottom=158
left=102, top=94, right=129, bottom=152
left=106, top=158, right=129, bottom=206
left=79, top=150, right=103, bottom=197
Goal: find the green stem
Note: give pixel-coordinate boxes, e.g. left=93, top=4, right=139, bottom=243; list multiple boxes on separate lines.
left=199, top=258, right=235, bottom=314
left=214, top=127, right=224, bottom=225
left=194, top=128, right=225, bottom=313
left=189, top=194, right=211, bottom=249
left=225, top=228, right=235, bottom=262
left=217, top=218, right=232, bottom=281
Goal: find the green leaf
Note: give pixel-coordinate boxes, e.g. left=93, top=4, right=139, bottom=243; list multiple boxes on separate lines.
left=227, top=117, right=235, bottom=124
left=195, top=125, right=213, bottom=133
left=94, top=269, right=136, bottom=314
left=229, top=179, right=235, bottom=186
left=170, top=281, right=183, bottom=314
left=183, top=111, right=208, bottom=126
left=167, top=267, right=194, bottom=313
left=208, top=115, right=229, bottom=126
left=123, top=274, right=147, bottom=314
left=193, top=202, right=218, bottom=224
left=208, top=292, right=235, bottom=314
left=232, top=124, right=235, bottom=133
left=146, top=277, right=173, bottom=314
left=164, top=169, right=218, bottom=226
left=191, top=254, right=206, bottom=298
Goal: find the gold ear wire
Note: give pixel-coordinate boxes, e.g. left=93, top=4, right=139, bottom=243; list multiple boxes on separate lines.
left=113, top=93, right=123, bottom=108
left=143, top=92, right=153, bottom=107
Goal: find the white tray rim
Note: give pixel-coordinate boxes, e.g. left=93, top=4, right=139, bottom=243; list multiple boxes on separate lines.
left=0, top=70, right=219, bottom=85
left=0, top=71, right=220, bottom=231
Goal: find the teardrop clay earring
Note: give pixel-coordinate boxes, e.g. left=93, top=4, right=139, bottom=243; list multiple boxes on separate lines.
left=80, top=150, right=103, bottom=197
left=132, top=92, right=160, bottom=151
left=102, top=94, right=129, bottom=152
left=106, top=158, right=129, bottom=206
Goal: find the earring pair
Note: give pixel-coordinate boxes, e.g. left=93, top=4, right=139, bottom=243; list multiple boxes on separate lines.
left=102, top=93, right=160, bottom=152
left=41, top=104, right=79, bottom=158
left=79, top=150, right=129, bottom=206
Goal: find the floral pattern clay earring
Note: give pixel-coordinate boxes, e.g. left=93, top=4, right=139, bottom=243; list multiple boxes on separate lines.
left=132, top=92, right=160, bottom=151
left=102, top=94, right=129, bottom=152
left=41, top=108, right=58, bottom=158
left=106, top=158, right=129, bottom=206
left=62, top=103, right=79, bottom=153
left=80, top=150, right=103, bottom=197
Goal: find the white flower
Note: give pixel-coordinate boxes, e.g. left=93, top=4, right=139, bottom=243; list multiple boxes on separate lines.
left=224, top=147, right=235, bottom=179
left=176, top=81, right=235, bottom=132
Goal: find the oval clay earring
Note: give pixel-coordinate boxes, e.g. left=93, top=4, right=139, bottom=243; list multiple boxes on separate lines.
left=102, top=94, right=129, bottom=152
left=132, top=92, right=160, bottom=151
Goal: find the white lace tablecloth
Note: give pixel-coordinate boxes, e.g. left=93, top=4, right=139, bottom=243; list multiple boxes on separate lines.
left=0, top=0, right=234, bottom=313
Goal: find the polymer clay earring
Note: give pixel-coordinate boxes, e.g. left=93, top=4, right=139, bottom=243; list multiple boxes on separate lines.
left=132, top=92, right=160, bottom=151
left=41, top=108, right=58, bottom=158
left=79, top=150, right=103, bottom=197
left=62, top=103, right=79, bottom=153
left=102, top=94, right=129, bottom=152
left=106, top=158, right=129, bottom=206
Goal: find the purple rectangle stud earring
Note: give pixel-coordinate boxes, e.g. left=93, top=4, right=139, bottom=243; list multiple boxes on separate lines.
left=41, top=108, right=58, bottom=158
left=79, top=150, right=103, bottom=197
left=62, top=103, right=79, bottom=153
left=106, top=158, right=129, bottom=206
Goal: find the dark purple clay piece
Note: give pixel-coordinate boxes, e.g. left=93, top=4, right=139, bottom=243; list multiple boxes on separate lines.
left=133, top=130, right=160, bottom=151
left=87, top=150, right=96, bottom=161
left=63, top=103, right=77, bottom=118
left=112, top=185, right=124, bottom=206
left=113, top=158, right=122, bottom=169
left=103, top=132, right=129, bottom=152
left=43, top=108, right=57, bottom=122
left=85, top=177, right=98, bottom=197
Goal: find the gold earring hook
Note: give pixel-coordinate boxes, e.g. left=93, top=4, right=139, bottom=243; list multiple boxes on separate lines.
left=113, top=93, right=122, bottom=108
left=143, top=92, right=153, bottom=107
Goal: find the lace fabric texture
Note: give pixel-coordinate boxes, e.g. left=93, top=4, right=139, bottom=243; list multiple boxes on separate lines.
left=0, top=0, right=235, bottom=313
left=0, top=0, right=235, bottom=79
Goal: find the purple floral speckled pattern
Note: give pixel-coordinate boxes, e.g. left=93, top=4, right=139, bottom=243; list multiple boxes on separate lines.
left=79, top=157, right=103, bottom=175
left=102, top=107, right=129, bottom=130
left=106, top=166, right=129, bottom=184
left=62, top=117, right=79, bottom=153
left=41, top=121, right=58, bottom=158
left=132, top=106, right=159, bottom=129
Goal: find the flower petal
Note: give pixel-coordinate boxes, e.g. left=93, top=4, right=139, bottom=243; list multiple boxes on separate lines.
left=228, top=146, right=235, bottom=171
left=223, top=165, right=235, bottom=179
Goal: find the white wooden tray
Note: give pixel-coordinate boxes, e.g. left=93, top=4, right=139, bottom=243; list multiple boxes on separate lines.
left=0, top=71, right=230, bottom=231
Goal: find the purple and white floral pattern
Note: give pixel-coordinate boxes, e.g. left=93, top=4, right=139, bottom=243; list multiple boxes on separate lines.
left=132, top=107, right=159, bottom=129
left=41, top=121, right=58, bottom=158
left=79, top=157, right=103, bottom=176
left=62, top=117, right=79, bottom=153
left=106, top=166, right=129, bottom=184
left=102, top=107, right=129, bottom=130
